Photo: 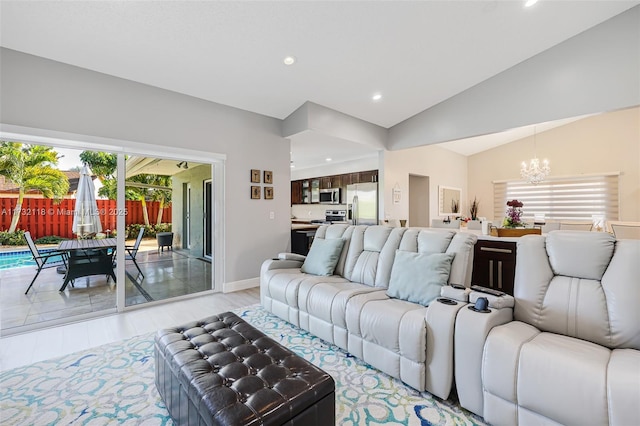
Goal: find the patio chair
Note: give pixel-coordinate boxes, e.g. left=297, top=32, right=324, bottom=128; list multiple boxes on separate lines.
left=24, top=231, right=69, bottom=294
left=125, top=227, right=145, bottom=278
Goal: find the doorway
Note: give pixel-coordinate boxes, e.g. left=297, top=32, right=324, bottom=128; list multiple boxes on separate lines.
left=409, top=174, right=430, bottom=227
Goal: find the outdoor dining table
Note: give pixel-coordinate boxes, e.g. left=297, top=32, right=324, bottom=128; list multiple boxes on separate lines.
left=57, top=238, right=117, bottom=292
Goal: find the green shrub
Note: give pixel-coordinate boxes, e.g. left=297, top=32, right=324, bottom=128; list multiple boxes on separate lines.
left=153, top=223, right=172, bottom=234
left=0, top=229, right=26, bottom=246
left=34, top=235, right=66, bottom=245
left=124, top=223, right=171, bottom=239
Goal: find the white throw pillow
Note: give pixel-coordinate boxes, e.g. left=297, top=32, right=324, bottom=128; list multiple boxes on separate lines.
left=386, top=250, right=455, bottom=306
left=300, top=238, right=345, bottom=276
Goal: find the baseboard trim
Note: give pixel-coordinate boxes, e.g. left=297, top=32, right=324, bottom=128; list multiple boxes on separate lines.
left=223, top=277, right=259, bottom=293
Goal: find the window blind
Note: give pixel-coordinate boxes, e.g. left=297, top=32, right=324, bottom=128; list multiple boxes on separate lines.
left=493, top=174, right=619, bottom=222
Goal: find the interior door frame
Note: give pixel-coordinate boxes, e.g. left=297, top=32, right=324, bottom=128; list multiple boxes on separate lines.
left=203, top=179, right=212, bottom=259
left=183, top=182, right=191, bottom=249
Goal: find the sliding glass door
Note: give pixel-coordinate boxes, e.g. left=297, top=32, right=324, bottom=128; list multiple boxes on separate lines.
left=122, top=154, right=213, bottom=307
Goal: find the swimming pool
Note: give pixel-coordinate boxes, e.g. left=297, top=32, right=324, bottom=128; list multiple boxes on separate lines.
left=0, top=249, right=64, bottom=270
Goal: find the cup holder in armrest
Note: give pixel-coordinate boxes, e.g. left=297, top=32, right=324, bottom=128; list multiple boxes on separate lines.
left=437, top=297, right=458, bottom=306
left=467, top=296, right=491, bottom=313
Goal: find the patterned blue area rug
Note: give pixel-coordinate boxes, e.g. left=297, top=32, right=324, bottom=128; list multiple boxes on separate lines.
left=0, top=305, right=485, bottom=425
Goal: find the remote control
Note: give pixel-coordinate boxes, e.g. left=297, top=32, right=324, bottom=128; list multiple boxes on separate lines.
left=471, top=285, right=506, bottom=297
left=450, top=284, right=466, bottom=290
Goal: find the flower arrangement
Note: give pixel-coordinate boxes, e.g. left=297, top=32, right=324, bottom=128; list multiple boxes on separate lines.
left=503, top=199, right=525, bottom=228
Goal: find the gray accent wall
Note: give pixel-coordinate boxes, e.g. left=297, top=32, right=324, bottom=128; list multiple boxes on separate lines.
left=0, top=47, right=291, bottom=284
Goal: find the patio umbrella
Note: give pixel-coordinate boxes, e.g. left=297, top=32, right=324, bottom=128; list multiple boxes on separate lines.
left=72, top=164, right=102, bottom=236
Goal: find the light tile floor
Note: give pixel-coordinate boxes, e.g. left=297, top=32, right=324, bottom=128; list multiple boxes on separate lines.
left=0, top=287, right=261, bottom=370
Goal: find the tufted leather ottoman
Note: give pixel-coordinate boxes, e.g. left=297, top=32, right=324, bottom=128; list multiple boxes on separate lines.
left=154, top=312, right=335, bottom=425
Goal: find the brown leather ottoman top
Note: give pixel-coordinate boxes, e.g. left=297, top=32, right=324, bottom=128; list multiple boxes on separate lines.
left=154, top=311, right=335, bottom=425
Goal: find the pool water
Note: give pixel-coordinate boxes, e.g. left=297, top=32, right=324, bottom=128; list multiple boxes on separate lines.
left=0, top=249, right=64, bottom=270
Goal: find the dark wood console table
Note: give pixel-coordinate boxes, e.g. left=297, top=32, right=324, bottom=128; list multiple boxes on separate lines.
left=471, top=239, right=517, bottom=295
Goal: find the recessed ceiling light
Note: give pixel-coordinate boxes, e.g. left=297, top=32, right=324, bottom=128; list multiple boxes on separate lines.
left=290, top=164, right=295, bottom=168
left=524, top=0, right=538, bottom=7
left=283, top=56, right=296, bottom=65
left=325, top=158, right=332, bottom=162
left=372, top=93, right=382, bottom=101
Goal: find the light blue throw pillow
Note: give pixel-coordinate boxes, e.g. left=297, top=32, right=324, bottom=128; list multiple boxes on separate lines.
left=386, top=250, right=455, bottom=306
left=301, top=238, right=345, bottom=276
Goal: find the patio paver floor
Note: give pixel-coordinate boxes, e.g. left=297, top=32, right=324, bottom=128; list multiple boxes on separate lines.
left=0, top=241, right=212, bottom=333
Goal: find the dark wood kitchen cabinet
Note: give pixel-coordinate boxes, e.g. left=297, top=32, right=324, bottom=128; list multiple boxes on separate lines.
left=339, top=170, right=378, bottom=186
left=320, top=175, right=342, bottom=189
left=471, top=239, right=517, bottom=295
left=290, top=170, right=378, bottom=204
left=358, top=170, right=378, bottom=183
left=291, top=180, right=303, bottom=205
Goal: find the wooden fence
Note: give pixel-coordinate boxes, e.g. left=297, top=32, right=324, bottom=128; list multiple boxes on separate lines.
left=0, top=198, right=172, bottom=239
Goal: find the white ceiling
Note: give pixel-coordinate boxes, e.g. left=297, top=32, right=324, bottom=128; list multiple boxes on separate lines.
left=289, top=130, right=379, bottom=170
left=437, top=114, right=592, bottom=156
left=1, top=1, right=637, bottom=168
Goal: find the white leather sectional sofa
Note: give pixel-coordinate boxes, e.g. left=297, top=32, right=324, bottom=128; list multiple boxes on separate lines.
left=261, top=224, right=477, bottom=399
left=453, top=231, right=640, bottom=425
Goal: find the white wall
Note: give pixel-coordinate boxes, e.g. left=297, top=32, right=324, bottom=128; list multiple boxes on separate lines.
left=0, top=47, right=291, bottom=283
left=381, top=145, right=467, bottom=225
left=467, top=107, right=640, bottom=222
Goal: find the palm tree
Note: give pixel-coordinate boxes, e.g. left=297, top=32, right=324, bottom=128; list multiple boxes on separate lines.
left=150, top=175, right=172, bottom=225
left=0, top=142, right=70, bottom=233
left=126, top=174, right=172, bottom=226
left=79, top=151, right=172, bottom=226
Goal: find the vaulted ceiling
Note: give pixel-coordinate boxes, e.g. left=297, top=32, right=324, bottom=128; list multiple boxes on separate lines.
left=1, top=1, right=637, bottom=168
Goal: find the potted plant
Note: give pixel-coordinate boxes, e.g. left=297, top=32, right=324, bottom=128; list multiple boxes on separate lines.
left=469, top=197, right=479, bottom=221
left=498, top=199, right=540, bottom=237
left=503, top=199, right=525, bottom=228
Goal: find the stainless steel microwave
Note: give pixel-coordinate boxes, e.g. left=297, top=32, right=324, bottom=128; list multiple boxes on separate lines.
left=319, top=188, right=341, bottom=204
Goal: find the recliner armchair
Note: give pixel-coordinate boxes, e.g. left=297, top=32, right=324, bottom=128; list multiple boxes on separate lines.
left=454, top=231, right=640, bottom=425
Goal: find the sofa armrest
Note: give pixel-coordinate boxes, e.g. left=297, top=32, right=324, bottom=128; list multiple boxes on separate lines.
left=454, top=305, right=514, bottom=417
left=440, top=285, right=470, bottom=303
left=261, top=258, right=304, bottom=274
left=469, top=291, right=515, bottom=309
left=425, top=297, right=469, bottom=399
left=277, top=252, right=307, bottom=262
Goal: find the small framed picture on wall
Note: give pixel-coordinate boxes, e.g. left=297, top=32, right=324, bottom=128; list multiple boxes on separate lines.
left=251, top=169, right=261, bottom=183
left=251, top=186, right=261, bottom=199
left=264, top=170, right=273, bottom=184
left=264, top=186, right=274, bottom=200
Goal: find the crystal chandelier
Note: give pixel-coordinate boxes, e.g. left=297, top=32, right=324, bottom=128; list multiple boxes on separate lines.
left=520, top=126, right=550, bottom=184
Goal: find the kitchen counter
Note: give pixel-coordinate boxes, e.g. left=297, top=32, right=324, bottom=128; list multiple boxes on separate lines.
left=291, top=223, right=321, bottom=231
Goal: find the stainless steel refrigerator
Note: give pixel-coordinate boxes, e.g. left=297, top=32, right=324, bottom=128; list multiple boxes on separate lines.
left=346, top=182, right=378, bottom=225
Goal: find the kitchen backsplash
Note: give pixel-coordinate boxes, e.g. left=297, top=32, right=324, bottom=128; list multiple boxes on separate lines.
left=291, top=204, right=347, bottom=221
